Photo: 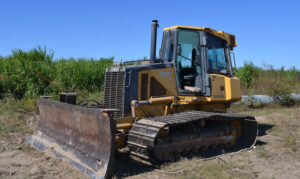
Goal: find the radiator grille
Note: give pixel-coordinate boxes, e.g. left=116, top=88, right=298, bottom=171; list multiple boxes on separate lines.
left=104, top=71, right=125, bottom=118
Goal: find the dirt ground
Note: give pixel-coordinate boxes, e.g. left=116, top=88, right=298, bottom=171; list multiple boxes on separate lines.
left=0, top=106, right=299, bottom=179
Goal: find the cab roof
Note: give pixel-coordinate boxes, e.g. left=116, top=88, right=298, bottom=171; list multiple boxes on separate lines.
left=163, top=26, right=237, bottom=49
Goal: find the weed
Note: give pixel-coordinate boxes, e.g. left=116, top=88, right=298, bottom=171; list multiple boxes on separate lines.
left=235, top=61, right=300, bottom=96
left=165, top=159, right=253, bottom=179
left=19, top=143, right=35, bottom=153
left=242, top=96, right=264, bottom=109
left=0, top=98, right=35, bottom=139
left=0, top=119, right=27, bottom=138
left=255, top=146, right=271, bottom=159
left=269, top=126, right=282, bottom=136
left=77, top=90, right=104, bottom=103
left=282, top=134, right=297, bottom=152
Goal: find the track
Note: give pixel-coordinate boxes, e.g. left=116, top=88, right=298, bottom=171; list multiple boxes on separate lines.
left=127, top=111, right=258, bottom=161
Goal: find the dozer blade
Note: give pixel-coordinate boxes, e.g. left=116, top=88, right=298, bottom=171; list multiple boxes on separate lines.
left=27, top=98, right=115, bottom=179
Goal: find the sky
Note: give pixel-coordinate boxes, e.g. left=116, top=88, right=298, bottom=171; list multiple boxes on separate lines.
left=0, top=0, right=299, bottom=69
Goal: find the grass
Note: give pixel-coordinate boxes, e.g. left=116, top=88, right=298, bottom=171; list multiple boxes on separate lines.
left=160, top=158, right=254, bottom=179
left=282, top=135, right=297, bottom=152
left=1, top=46, right=299, bottom=100
left=252, top=106, right=299, bottom=156
left=230, top=101, right=300, bottom=115
left=255, top=146, right=272, bottom=159
left=235, top=62, right=300, bottom=95
left=77, top=90, right=104, bottom=103
left=0, top=120, right=27, bottom=138
left=0, top=91, right=106, bottom=141
left=0, top=98, right=35, bottom=139
left=0, top=47, right=113, bottom=99
left=158, top=106, right=300, bottom=179
left=1, top=47, right=300, bottom=178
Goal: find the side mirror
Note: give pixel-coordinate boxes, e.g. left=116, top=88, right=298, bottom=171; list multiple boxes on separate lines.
left=176, top=44, right=181, bottom=55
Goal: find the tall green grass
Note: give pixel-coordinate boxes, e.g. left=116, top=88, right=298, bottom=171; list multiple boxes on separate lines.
left=235, top=62, right=300, bottom=96
left=0, top=47, right=113, bottom=99
left=1, top=47, right=299, bottom=100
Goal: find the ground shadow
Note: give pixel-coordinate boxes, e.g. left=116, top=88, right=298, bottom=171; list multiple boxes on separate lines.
left=115, top=123, right=275, bottom=177
left=114, top=144, right=259, bottom=178
left=255, top=140, right=267, bottom=146
left=258, top=123, right=275, bottom=136
left=114, top=150, right=156, bottom=178
left=115, top=142, right=262, bottom=178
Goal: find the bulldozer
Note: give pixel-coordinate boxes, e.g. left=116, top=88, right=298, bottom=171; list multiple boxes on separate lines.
left=28, top=20, right=258, bottom=179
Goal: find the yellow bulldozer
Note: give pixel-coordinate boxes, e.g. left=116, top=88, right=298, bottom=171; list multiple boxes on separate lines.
left=28, top=20, right=257, bottom=179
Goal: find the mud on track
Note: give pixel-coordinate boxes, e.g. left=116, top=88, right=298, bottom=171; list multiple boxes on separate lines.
left=0, top=107, right=299, bottom=178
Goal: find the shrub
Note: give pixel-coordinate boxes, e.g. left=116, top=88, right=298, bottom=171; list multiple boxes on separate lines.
left=263, top=67, right=296, bottom=106
left=235, top=62, right=259, bottom=90
left=243, top=96, right=264, bottom=109
left=270, top=85, right=295, bottom=107
left=285, top=66, right=298, bottom=82
left=236, top=62, right=300, bottom=97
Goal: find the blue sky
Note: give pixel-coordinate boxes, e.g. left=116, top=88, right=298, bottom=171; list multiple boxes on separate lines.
left=0, top=0, right=299, bottom=69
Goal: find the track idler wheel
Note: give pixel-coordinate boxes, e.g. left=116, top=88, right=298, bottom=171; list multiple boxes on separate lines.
left=231, top=120, right=242, bottom=141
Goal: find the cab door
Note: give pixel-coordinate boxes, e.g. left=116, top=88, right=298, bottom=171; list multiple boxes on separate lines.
left=175, top=29, right=209, bottom=96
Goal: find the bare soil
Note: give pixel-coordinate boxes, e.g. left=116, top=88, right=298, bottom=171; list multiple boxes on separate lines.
left=0, top=106, right=299, bottom=179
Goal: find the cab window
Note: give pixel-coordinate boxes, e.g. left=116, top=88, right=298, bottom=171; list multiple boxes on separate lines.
left=207, top=34, right=229, bottom=74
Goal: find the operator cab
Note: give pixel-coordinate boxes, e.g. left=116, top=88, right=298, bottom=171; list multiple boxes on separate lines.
left=159, top=26, right=236, bottom=96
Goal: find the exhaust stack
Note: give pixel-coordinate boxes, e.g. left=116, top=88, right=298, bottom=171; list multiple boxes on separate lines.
left=150, top=20, right=159, bottom=61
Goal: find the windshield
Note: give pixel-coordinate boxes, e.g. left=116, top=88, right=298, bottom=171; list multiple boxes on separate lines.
left=207, top=34, right=229, bottom=74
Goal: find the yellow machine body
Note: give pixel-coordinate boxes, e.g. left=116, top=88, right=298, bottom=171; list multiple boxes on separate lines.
left=114, top=25, right=243, bottom=148
left=30, top=23, right=257, bottom=179
left=164, top=26, right=237, bottom=49
left=115, top=68, right=242, bottom=148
